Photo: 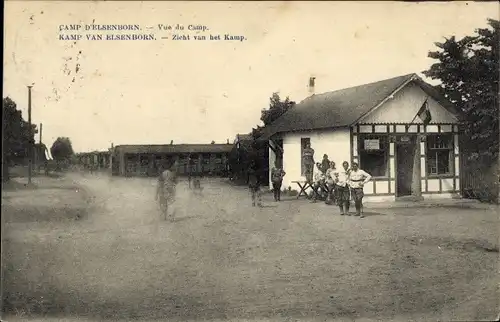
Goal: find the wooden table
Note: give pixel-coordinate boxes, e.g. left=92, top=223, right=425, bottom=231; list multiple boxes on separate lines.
left=292, top=181, right=313, bottom=199
left=291, top=181, right=328, bottom=199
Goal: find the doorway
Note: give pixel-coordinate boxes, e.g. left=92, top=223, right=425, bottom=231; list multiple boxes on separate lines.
left=396, top=136, right=416, bottom=197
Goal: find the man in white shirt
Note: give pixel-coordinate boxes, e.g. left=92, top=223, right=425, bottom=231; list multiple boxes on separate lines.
left=311, top=162, right=326, bottom=202
left=348, top=162, right=372, bottom=218
left=334, top=161, right=351, bottom=215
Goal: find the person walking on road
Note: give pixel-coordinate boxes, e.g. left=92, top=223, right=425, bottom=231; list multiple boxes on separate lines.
left=271, top=160, right=286, bottom=202
left=248, top=161, right=262, bottom=207
left=347, top=162, right=372, bottom=218
left=155, top=160, right=179, bottom=220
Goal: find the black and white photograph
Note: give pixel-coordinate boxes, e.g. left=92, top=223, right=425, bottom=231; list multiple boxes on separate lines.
left=2, top=1, right=499, bottom=321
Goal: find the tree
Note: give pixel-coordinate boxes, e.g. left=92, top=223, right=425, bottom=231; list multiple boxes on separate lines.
left=252, top=92, right=295, bottom=139
left=2, top=97, right=38, bottom=181
left=261, top=92, right=295, bottom=126
left=423, top=18, right=499, bottom=160
left=50, top=137, right=74, bottom=161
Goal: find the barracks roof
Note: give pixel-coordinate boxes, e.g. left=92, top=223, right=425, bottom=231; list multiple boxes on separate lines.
left=114, top=143, right=234, bottom=155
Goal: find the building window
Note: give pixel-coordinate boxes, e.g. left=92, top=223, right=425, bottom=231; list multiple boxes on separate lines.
left=301, top=138, right=311, bottom=176
left=202, top=153, right=211, bottom=164
left=426, top=134, right=453, bottom=175
left=358, top=135, right=388, bottom=177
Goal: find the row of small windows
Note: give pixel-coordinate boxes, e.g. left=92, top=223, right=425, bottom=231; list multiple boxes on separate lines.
left=300, top=134, right=454, bottom=177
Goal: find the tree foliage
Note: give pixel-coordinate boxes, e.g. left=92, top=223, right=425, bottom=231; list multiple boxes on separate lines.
left=423, top=18, right=499, bottom=160
left=261, top=92, right=295, bottom=127
left=229, top=93, right=294, bottom=184
left=2, top=97, right=38, bottom=180
left=252, top=92, right=295, bottom=139
left=50, top=137, right=74, bottom=161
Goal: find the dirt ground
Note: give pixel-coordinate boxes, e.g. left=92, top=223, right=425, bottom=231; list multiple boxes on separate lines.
left=2, top=172, right=499, bottom=321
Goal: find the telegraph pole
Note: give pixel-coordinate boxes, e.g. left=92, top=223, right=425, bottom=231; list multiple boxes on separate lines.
left=27, top=85, right=33, bottom=184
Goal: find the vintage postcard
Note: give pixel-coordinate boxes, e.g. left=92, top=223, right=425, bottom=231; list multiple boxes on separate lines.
left=2, top=1, right=499, bottom=321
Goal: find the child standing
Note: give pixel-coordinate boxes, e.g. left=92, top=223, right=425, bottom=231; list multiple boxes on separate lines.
left=271, top=160, right=286, bottom=202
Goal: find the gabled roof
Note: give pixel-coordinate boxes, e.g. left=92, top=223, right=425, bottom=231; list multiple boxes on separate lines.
left=114, top=144, right=233, bottom=155
left=258, top=73, right=461, bottom=140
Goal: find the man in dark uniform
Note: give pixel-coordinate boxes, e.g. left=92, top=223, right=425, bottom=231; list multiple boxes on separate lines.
left=248, top=160, right=262, bottom=207
left=302, top=142, right=315, bottom=184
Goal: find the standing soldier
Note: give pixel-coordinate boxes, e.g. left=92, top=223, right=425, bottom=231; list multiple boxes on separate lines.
left=335, top=161, right=351, bottom=215
left=302, top=142, right=315, bottom=184
left=271, top=159, right=286, bottom=202
left=321, top=154, right=331, bottom=174
left=155, top=160, right=179, bottom=220
left=347, top=162, right=372, bottom=218
left=325, top=161, right=337, bottom=205
left=311, top=162, right=326, bottom=203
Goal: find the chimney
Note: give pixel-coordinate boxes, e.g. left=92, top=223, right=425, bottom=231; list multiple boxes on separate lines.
left=308, top=76, right=316, bottom=95
left=226, top=138, right=229, bottom=144
left=170, top=140, right=173, bottom=145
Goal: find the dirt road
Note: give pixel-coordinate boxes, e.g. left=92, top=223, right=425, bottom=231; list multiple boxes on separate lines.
left=2, top=173, right=498, bottom=321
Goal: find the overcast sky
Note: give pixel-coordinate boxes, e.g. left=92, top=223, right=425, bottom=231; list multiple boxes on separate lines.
left=4, top=1, right=497, bottom=152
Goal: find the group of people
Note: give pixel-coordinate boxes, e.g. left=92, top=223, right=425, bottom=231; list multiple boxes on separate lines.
left=312, top=159, right=371, bottom=217
left=156, top=142, right=372, bottom=219
left=304, top=142, right=372, bottom=217
left=269, top=142, right=372, bottom=218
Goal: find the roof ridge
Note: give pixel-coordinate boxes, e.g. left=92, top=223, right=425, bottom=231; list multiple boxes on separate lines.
left=300, top=73, right=416, bottom=103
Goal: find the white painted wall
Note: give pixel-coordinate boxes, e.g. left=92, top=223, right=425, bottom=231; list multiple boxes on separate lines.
left=358, top=82, right=459, bottom=124
left=274, top=128, right=351, bottom=190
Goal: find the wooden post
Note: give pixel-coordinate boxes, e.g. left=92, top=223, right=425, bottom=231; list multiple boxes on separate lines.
left=27, top=85, right=33, bottom=184
left=412, top=134, right=422, bottom=199
left=110, top=143, right=114, bottom=173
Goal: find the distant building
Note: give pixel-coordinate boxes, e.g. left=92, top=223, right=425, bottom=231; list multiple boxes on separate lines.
left=76, top=151, right=111, bottom=170
left=259, top=73, right=464, bottom=202
left=112, top=143, right=233, bottom=177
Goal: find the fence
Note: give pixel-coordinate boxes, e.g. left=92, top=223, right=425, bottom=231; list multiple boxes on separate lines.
left=460, top=154, right=498, bottom=203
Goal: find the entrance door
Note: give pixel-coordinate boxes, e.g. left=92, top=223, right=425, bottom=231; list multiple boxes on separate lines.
left=396, top=137, right=416, bottom=197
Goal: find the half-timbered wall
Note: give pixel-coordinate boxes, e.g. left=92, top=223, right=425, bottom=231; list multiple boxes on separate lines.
left=352, top=123, right=460, bottom=198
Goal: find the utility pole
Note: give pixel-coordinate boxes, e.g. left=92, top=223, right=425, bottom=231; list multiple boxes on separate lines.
left=39, top=123, right=43, bottom=144
left=27, top=85, right=33, bottom=184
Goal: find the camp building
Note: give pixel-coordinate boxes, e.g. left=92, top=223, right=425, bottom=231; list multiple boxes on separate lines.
left=259, top=73, right=463, bottom=202
left=112, top=143, right=233, bottom=177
